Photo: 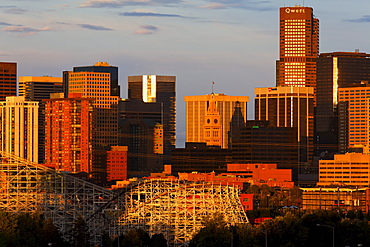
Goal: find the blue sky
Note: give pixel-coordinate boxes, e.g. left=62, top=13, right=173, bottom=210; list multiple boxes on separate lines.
left=1, top=0, right=370, bottom=146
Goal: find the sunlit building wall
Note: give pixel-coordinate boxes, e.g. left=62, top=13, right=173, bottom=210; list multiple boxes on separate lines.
left=19, top=75, right=63, bottom=164
left=0, top=96, right=38, bottom=162
left=338, top=83, right=370, bottom=152
left=107, top=146, right=128, bottom=181
left=185, top=93, right=249, bottom=149
left=44, top=93, right=93, bottom=173
left=276, top=6, right=319, bottom=88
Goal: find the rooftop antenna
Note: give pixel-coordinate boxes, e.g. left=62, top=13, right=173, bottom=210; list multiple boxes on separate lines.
left=212, top=81, right=215, bottom=94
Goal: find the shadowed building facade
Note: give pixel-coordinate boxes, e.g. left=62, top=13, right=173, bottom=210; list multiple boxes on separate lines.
left=128, top=75, right=176, bottom=164
left=0, top=62, right=17, bottom=101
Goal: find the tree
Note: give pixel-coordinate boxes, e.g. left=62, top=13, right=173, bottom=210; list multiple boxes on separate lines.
left=70, top=215, right=90, bottom=247
left=150, top=233, right=167, bottom=247
left=189, top=213, right=232, bottom=247
left=121, top=228, right=151, bottom=247
left=0, top=211, right=17, bottom=246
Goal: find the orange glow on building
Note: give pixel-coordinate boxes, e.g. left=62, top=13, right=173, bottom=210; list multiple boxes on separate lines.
left=107, top=146, right=128, bottom=181
left=44, top=93, right=93, bottom=173
left=277, top=6, right=319, bottom=88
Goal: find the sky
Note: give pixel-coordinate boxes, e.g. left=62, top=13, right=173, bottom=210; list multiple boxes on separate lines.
left=1, top=0, right=370, bottom=146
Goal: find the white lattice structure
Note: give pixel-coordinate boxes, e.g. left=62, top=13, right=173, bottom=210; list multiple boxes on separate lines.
left=117, top=180, right=248, bottom=246
left=0, top=151, right=120, bottom=246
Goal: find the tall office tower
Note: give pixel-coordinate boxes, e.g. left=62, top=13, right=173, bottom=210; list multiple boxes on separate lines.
left=19, top=76, right=63, bottom=164
left=67, top=69, right=119, bottom=183
left=255, top=86, right=314, bottom=162
left=337, top=83, right=370, bottom=153
left=203, top=94, right=222, bottom=146
left=44, top=93, right=94, bottom=173
left=185, top=93, right=249, bottom=149
left=71, top=62, right=120, bottom=97
left=316, top=52, right=370, bottom=155
left=0, top=62, right=17, bottom=101
left=0, top=96, right=38, bottom=162
left=128, top=75, right=176, bottom=163
left=276, top=6, right=319, bottom=88
left=118, top=99, right=164, bottom=176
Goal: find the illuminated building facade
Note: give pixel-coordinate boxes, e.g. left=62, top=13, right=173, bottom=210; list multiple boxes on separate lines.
left=107, top=146, right=128, bottom=181
left=337, top=83, right=370, bottom=153
left=316, top=52, right=370, bottom=155
left=0, top=62, right=17, bottom=101
left=67, top=69, right=119, bottom=183
left=44, top=93, right=93, bottom=173
left=0, top=96, right=38, bottom=162
left=185, top=93, right=249, bottom=149
left=255, top=86, right=314, bottom=162
left=203, top=94, right=222, bottom=146
left=277, top=6, right=319, bottom=88
left=19, top=76, right=63, bottom=164
left=128, top=75, right=176, bottom=164
left=68, top=62, right=120, bottom=97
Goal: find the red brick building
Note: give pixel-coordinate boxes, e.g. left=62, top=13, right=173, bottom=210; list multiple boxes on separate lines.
left=107, top=146, right=128, bottom=181
left=44, top=93, right=93, bottom=173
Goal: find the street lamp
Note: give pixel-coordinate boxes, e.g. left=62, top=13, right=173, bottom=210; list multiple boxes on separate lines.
left=317, top=224, right=334, bottom=247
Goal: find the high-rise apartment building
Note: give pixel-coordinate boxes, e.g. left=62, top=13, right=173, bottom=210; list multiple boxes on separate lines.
left=0, top=62, right=17, bottom=101
left=185, top=93, right=249, bottom=149
left=44, top=93, right=94, bottom=173
left=67, top=67, right=120, bottom=183
left=276, top=6, right=319, bottom=88
left=337, top=83, right=370, bottom=153
left=316, top=52, right=370, bottom=155
left=0, top=96, right=38, bottom=162
left=128, top=75, right=176, bottom=163
left=255, top=86, right=314, bottom=162
left=19, top=76, right=63, bottom=164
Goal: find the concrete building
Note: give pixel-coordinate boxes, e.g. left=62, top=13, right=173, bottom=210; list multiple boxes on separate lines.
left=316, top=51, right=370, bottom=155
left=44, top=93, right=94, bottom=173
left=318, top=153, right=370, bottom=187
left=107, top=146, right=128, bottom=181
left=337, top=83, right=370, bottom=153
left=276, top=6, right=319, bottom=88
left=0, top=62, right=16, bottom=101
left=185, top=93, right=249, bottom=149
left=254, top=86, right=314, bottom=162
left=128, top=75, right=176, bottom=164
left=19, top=75, right=63, bottom=164
left=0, top=96, right=38, bottom=162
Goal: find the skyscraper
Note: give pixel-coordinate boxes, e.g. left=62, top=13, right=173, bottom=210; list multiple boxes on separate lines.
left=276, top=6, right=319, bottom=88
left=0, top=62, right=17, bottom=101
left=255, top=86, right=314, bottom=162
left=0, top=96, right=38, bottom=162
left=185, top=93, right=249, bottom=149
left=44, top=93, right=94, bottom=173
left=71, top=62, right=120, bottom=97
left=128, top=75, right=176, bottom=163
left=337, top=83, right=370, bottom=153
left=67, top=68, right=119, bottom=183
left=19, top=76, right=63, bottom=164
left=203, top=94, right=222, bottom=147
left=315, top=51, right=370, bottom=155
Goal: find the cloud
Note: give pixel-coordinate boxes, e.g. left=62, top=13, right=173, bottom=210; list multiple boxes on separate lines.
left=199, top=3, right=227, bottom=10
left=134, top=25, right=158, bottom=34
left=0, top=6, right=16, bottom=8
left=80, top=0, right=182, bottom=8
left=200, top=0, right=273, bottom=11
left=2, top=25, right=52, bottom=36
left=0, top=22, right=13, bottom=26
left=120, top=11, right=186, bottom=18
left=77, top=24, right=113, bottom=30
left=347, top=15, right=370, bottom=23
left=4, top=8, right=27, bottom=14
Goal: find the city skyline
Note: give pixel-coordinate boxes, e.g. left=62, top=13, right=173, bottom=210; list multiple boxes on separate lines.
left=1, top=0, right=370, bottom=145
